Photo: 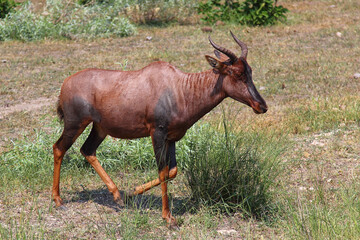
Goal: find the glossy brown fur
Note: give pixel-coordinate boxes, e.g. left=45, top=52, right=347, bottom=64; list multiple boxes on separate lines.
left=52, top=33, right=267, bottom=229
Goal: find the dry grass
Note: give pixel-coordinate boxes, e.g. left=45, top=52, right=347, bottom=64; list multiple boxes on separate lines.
left=1, top=0, right=360, bottom=238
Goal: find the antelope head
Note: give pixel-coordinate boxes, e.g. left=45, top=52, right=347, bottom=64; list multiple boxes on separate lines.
left=206, top=31, right=268, bottom=114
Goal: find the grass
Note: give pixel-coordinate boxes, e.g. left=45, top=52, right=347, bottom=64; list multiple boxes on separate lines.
left=281, top=177, right=360, bottom=239
left=0, top=118, right=284, bottom=239
left=0, top=0, right=136, bottom=41
left=184, top=119, right=285, bottom=219
left=1, top=0, right=360, bottom=238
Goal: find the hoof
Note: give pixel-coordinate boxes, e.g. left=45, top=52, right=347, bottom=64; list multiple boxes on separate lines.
left=165, top=216, right=179, bottom=230
left=57, top=205, right=68, bottom=211
left=168, top=221, right=179, bottom=230
left=114, top=197, right=125, bottom=207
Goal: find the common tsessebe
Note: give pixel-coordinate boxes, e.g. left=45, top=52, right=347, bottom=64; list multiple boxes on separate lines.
left=52, top=31, right=267, bottom=229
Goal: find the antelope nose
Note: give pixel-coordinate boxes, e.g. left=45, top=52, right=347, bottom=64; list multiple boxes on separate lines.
left=252, top=102, right=268, bottom=114
left=261, top=104, right=268, bottom=113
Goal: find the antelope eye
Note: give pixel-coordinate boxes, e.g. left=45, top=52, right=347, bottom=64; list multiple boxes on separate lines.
left=235, top=73, right=246, bottom=81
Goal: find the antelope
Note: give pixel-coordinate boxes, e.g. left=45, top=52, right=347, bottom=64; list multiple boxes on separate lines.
left=52, top=31, right=267, bottom=229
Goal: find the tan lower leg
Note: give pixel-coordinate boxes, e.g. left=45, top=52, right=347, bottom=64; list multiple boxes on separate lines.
left=52, top=146, right=65, bottom=206
left=85, top=155, right=121, bottom=201
left=132, top=166, right=177, bottom=195
left=133, top=178, right=161, bottom=195
left=159, top=166, right=177, bottom=228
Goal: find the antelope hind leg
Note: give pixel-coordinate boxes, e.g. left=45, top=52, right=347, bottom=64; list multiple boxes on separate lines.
left=81, top=124, right=123, bottom=206
left=52, top=121, right=90, bottom=208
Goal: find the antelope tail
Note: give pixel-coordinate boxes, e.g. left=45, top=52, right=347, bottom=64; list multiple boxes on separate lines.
left=56, top=99, right=64, bottom=122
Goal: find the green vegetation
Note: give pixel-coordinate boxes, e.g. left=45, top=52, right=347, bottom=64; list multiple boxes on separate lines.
left=184, top=121, right=284, bottom=218
left=240, top=0, right=288, bottom=26
left=122, top=0, right=198, bottom=25
left=282, top=177, right=360, bottom=239
left=286, top=96, right=360, bottom=134
left=198, top=0, right=288, bottom=25
left=0, top=0, right=198, bottom=41
left=0, top=0, right=286, bottom=41
left=0, top=0, right=17, bottom=19
left=0, top=0, right=136, bottom=41
left=0, top=118, right=285, bottom=238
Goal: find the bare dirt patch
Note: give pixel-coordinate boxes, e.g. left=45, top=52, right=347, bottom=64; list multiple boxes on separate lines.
left=0, top=97, right=55, bottom=119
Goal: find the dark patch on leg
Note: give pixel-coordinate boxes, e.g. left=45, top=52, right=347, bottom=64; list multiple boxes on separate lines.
left=53, top=120, right=90, bottom=207
left=153, top=89, right=178, bottom=170
left=80, top=124, right=106, bottom=156
left=56, top=121, right=89, bottom=152
left=167, top=141, right=176, bottom=170
left=152, top=128, right=168, bottom=171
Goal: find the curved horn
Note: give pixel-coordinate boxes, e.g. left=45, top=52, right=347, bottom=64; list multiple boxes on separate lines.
left=208, top=36, right=238, bottom=64
left=230, top=31, right=248, bottom=59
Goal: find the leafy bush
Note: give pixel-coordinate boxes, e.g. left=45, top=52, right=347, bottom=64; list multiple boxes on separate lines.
left=0, top=0, right=17, bottom=19
left=197, top=0, right=241, bottom=24
left=198, top=0, right=288, bottom=26
left=240, top=0, right=288, bottom=26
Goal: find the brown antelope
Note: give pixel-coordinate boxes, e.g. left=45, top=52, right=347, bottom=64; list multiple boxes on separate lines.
left=52, top=31, right=267, bottom=229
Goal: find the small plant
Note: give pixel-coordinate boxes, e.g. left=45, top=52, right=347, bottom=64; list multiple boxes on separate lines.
left=0, top=0, right=17, bottom=19
left=198, top=0, right=288, bottom=26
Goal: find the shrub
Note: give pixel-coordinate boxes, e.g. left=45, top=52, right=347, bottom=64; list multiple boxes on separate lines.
left=240, top=0, right=289, bottom=26
left=197, top=0, right=241, bottom=24
left=182, top=122, right=285, bottom=218
left=198, top=0, right=288, bottom=26
left=0, top=0, right=17, bottom=19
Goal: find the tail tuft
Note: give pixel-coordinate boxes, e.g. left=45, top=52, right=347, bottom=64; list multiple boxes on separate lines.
left=56, top=99, right=64, bottom=122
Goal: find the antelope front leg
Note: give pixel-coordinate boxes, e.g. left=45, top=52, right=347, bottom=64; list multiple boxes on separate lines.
left=151, top=129, right=178, bottom=229
left=159, top=165, right=178, bottom=229
left=132, top=165, right=177, bottom=195
left=157, top=140, right=178, bottom=229
left=133, top=178, right=161, bottom=195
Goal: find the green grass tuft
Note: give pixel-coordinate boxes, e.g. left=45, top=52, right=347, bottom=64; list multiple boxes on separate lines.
left=183, top=120, right=286, bottom=219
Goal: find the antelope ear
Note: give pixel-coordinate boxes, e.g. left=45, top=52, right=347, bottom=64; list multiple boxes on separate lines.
left=214, top=50, right=221, bottom=59
left=205, top=55, right=223, bottom=69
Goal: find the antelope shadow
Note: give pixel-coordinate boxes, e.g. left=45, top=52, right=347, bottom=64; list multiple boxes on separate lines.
left=64, top=187, right=191, bottom=216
